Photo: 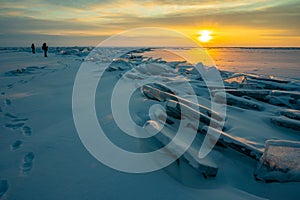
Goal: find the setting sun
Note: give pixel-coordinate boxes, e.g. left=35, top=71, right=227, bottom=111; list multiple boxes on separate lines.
left=198, top=30, right=212, bottom=43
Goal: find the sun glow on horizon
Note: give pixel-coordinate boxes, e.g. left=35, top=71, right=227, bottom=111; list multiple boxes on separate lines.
left=198, top=30, right=212, bottom=43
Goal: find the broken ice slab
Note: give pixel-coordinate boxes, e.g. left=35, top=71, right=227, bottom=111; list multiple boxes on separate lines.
left=254, top=140, right=300, bottom=183
left=143, top=120, right=219, bottom=178
left=224, top=74, right=248, bottom=85
left=267, top=91, right=300, bottom=109
left=223, top=74, right=252, bottom=89
left=201, top=126, right=263, bottom=160
left=271, top=90, right=300, bottom=100
left=247, top=78, right=299, bottom=90
left=217, top=89, right=271, bottom=101
left=246, top=74, right=290, bottom=84
left=106, top=58, right=133, bottom=71
left=141, top=84, right=177, bottom=102
left=214, top=92, right=264, bottom=111
left=214, top=89, right=300, bottom=105
left=271, top=116, right=300, bottom=131
left=223, top=73, right=296, bottom=90
left=141, top=84, right=224, bottom=121
left=165, top=100, right=224, bottom=129
left=280, top=109, right=300, bottom=120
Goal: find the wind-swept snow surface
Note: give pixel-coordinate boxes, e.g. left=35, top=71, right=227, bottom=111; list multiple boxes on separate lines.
left=0, top=47, right=300, bottom=200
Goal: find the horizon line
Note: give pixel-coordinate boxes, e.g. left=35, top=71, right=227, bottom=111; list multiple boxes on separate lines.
left=1, top=46, right=300, bottom=48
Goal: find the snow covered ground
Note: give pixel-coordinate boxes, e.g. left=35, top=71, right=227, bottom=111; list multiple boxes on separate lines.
left=0, top=47, right=300, bottom=199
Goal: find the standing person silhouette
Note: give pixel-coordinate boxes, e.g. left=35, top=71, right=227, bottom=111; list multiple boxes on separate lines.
left=42, top=43, right=48, bottom=57
left=31, top=43, right=35, bottom=54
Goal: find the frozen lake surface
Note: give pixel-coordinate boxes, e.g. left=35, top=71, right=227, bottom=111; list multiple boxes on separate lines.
left=0, top=47, right=299, bottom=200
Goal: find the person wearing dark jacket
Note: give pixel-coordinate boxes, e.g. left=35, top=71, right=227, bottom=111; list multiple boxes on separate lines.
left=42, top=43, right=48, bottom=57
left=31, top=43, right=35, bottom=54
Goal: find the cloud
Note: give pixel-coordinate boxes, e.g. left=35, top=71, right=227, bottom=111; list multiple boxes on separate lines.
left=0, top=0, right=299, bottom=46
left=0, top=33, right=109, bottom=46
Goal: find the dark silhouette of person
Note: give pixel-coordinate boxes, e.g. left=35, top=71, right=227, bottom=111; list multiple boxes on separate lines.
left=42, top=43, right=48, bottom=57
left=31, top=43, right=35, bottom=54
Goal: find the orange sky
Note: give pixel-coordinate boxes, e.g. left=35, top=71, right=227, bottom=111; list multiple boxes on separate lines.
left=0, top=0, right=300, bottom=46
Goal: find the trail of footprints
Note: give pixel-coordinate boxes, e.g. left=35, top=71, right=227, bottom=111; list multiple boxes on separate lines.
left=1, top=67, right=50, bottom=198
left=1, top=93, right=35, bottom=198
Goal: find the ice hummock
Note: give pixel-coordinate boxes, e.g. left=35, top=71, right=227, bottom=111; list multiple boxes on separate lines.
left=255, top=140, right=300, bottom=182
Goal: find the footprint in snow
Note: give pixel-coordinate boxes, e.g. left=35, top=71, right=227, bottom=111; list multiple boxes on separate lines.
left=4, top=113, right=18, bottom=119
left=4, top=123, right=25, bottom=130
left=22, top=126, right=32, bottom=136
left=5, top=99, right=11, bottom=106
left=11, top=118, right=28, bottom=122
left=10, top=140, right=23, bottom=151
left=20, top=152, right=35, bottom=175
left=0, top=180, right=9, bottom=199
left=6, top=84, right=14, bottom=89
left=5, top=113, right=28, bottom=122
